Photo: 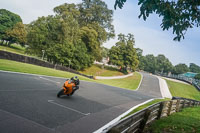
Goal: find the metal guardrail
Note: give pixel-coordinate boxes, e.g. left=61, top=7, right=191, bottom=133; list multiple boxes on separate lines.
left=103, top=97, right=200, bottom=133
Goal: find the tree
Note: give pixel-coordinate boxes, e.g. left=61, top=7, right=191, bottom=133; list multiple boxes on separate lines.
left=6, top=22, right=27, bottom=47
left=194, top=74, right=200, bottom=80
left=53, top=1, right=114, bottom=61
left=79, top=26, right=100, bottom=61
left=26, top=16, right=52, bottom=56
left=143, top=54, right=157, bottom=74
left=136, top=52, right=173, bottom=73
left=156, top=54, right=173, bottom=73
left=0, top=9, right=22, bottom=44
left=26, top=1, right=114, bottom=70
left=114, top=0, right=200, bottom=41
left=78, top=0, right=115, bottom=42
left=189, top=63, right=200, bottom=73
left=172, top=63, right=189, bottom=74
left=136, top=48, right=146, bottom=70
left=108, top=33, right=138, bottom=72
left=101, top=46, right=109, bottom=58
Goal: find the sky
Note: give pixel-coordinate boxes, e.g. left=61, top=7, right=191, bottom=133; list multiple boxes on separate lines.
left=0, top=0, right=199, bottom=66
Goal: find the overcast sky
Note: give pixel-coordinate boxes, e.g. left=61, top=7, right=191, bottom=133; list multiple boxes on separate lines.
left=1, top=0, right=199, bottom=66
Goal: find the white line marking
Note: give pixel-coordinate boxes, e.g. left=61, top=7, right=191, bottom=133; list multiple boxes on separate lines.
left=39, top=76, right=60, bottom=84
left=0, top=70, right=68, bottom=80
left=48, top=100, right=90, bottom=116
left=134, top=72, right=143, bottom=91
left=0, top=89, right=57, bottom=92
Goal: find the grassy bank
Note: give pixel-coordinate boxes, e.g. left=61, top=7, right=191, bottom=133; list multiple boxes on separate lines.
left=146, top=106, right=200, bottom=133
left=0, top=59, right=92, bottom=81
left=166, top=79, right=200, bottom=101
left=80, top=64, right=124, bottom=76
left=97, top=72, right=141, bottom=90
left=0, top=59, right=142, bottom=90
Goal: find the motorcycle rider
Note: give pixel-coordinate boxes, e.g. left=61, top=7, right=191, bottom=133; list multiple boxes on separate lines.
left=70, top=76, right=79, bottom=95
left=71, top=76, right=80, bottom=86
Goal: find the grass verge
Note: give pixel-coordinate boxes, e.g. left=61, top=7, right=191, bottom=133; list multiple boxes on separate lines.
left=80, top=64, right=124, bottom=76
left=166, top=79, right=200, bottom=101
left=145, top=106, right=200, bottom=133
left=96, top=72, right=141, bottom=90
left=0, top=59, right=92, bottom=81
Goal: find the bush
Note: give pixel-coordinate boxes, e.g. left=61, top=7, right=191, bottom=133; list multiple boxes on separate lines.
left=194, top=73, right=200, bottom=80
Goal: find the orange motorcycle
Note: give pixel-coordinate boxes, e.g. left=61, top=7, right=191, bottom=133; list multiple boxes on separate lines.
left=57, top=76, right=80, bottom=97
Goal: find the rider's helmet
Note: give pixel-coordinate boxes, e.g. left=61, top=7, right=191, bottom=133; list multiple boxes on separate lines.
left=74, top=76, right=78, bottom=81
left=73, top=76, right=79, bottom=85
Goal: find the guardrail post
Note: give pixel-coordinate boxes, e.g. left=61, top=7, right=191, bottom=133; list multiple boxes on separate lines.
left=195, top=101, right=198, bottom=106
left=139, top=109, right=151, bottom=133
left=167, top=101, right=173, bottom=116
left=182, top=100, right=186, bottom=109
left=191, top=101, right=194, bottom=107
left=176, top=100, right=180, bottom=112
left=188, top=100, right=192, bottom=107
left=157, top=102, right=164, bottom=119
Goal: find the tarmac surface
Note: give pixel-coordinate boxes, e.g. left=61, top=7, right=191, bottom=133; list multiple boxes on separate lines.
left=0, top=71, right=162, bottom=133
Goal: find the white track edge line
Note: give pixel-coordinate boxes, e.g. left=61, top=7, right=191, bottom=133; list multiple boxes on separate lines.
left=134, top=72, right=143, bottom=91
left=0, top=70, right=67, bottom=79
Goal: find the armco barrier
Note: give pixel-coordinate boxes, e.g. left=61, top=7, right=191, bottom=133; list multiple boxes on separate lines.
left=0, top=50, right=93, bottom=79
left=103, top=97, right=200, bottom=133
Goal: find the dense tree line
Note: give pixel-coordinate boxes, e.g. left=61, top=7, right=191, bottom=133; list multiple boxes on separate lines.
left=136, top=49, right=200, bottom=75
left=195, top=74, right=200, bottom=80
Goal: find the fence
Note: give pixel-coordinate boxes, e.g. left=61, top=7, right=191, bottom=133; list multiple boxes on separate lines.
left=103, top=97, right=200, bottom=133
left=0, top=50, right=93, bottom=79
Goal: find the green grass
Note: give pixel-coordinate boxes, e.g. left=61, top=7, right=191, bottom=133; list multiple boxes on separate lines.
left=121, top=99, right=168, bottom=119
left=166, top=79, right=200, bottom=101
left=0, top=59, right=142, bottom=90
left=0, top=59, right=92, bottom=81
left=96, top=72, right=141, bottom=90
left=146, top=107, right=200, bottom=133
left=80, top=64, right=124, bottom=76
left=0, top=44, right=25, bottom=55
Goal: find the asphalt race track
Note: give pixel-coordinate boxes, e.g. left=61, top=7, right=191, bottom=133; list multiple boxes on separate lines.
left=0, top=71, right=162, bottom=133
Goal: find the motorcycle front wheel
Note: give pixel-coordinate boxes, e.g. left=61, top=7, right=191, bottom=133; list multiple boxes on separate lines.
left=57, top=89, right=64, bottom=98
